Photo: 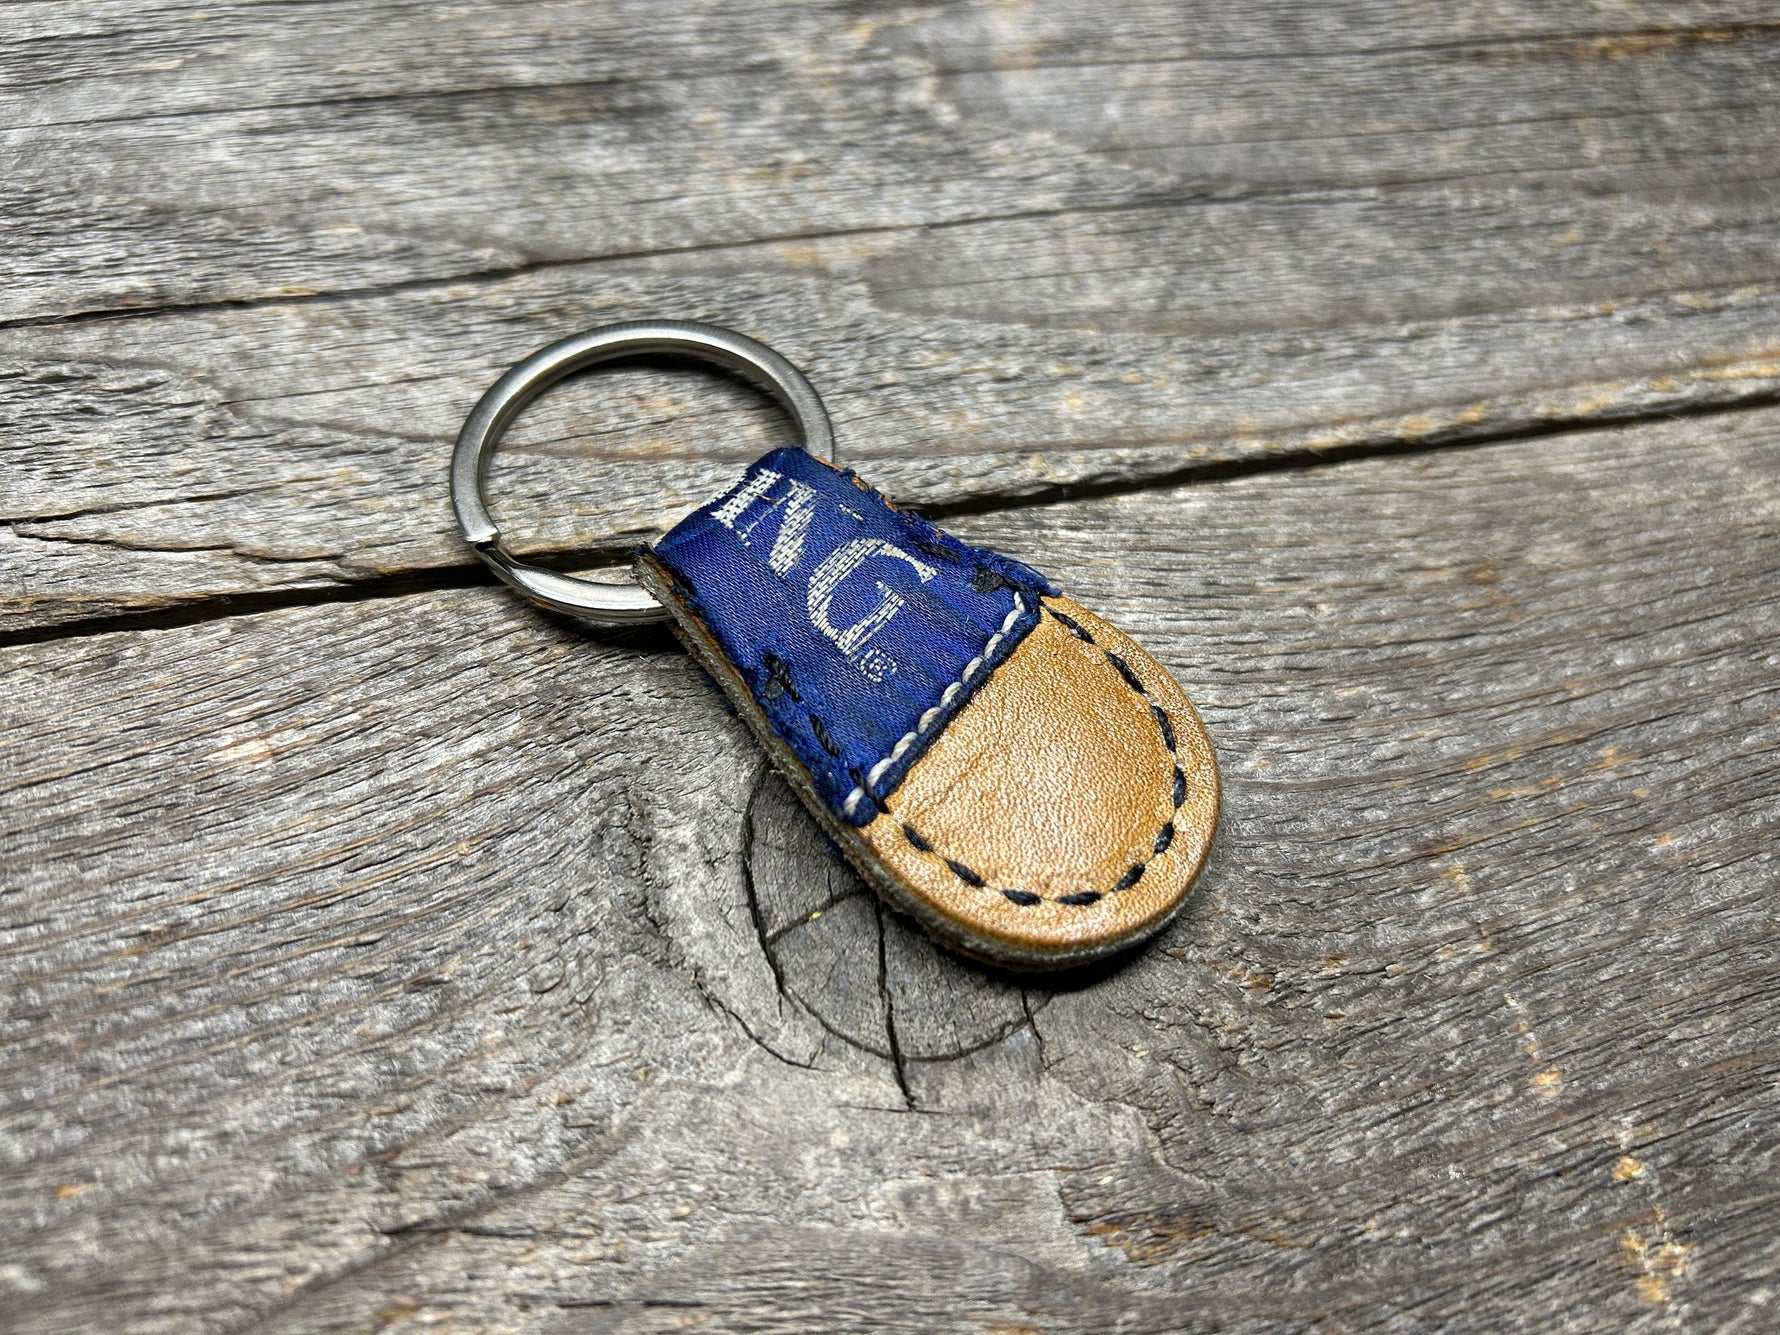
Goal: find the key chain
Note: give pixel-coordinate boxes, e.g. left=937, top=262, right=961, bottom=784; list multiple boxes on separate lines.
left=451, top=321, right=1219, bottom=969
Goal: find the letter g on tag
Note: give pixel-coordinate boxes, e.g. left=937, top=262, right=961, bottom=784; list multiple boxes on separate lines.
left=807, top=538, right=937, bottom=682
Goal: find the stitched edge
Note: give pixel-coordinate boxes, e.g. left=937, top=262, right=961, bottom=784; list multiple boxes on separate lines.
left=838, top=593, right=1028, bottom=822
left=882, top=605, right=1190, bottom=909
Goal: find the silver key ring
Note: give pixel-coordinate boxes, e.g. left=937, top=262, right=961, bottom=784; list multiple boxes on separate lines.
left=450, top=319, right=836, bottom=624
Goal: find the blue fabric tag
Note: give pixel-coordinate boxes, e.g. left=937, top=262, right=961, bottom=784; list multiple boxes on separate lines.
left=650, top=448, right=1057, bottom=825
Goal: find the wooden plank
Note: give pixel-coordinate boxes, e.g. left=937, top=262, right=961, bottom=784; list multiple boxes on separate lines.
left=5, top=0, right=1779, bottom=321
left=12, top=268, right=1780, bottom=640
left=4, top=407, right=1775, bottom=1330
left=6, top=1, right=1780, bottom=632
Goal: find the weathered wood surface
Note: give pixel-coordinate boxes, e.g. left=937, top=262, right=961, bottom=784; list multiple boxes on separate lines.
left=6, top=411, right=1779, bottom=1331
left=8, top=1, right=1780, bottom=631
left=4, top=2, right=1780, bottom=1331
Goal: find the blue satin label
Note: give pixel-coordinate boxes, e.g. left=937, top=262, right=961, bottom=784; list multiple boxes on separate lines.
left=651, top=448, right=1055, bottom=823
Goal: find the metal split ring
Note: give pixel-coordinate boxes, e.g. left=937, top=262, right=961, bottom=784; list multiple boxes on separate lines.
left=450, top=320, right=835, bottom=624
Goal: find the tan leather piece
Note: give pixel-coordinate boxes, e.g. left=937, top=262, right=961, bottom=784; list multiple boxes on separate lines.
left=637, top=552, right=1218, bottom=969
left=857, top=595, right=1218, bottom=966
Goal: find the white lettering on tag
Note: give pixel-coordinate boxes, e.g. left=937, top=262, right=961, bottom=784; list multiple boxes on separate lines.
left=710, top=468, right=819, bottom=576
left=807, top=538, right=936, bottom=682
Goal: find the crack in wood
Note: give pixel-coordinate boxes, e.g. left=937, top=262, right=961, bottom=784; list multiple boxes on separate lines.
left=7, top=388, right=1780, bottom=651
left=873, top=898, right=918, bottom=1112
left=0, top=196, right=1264, bottom=336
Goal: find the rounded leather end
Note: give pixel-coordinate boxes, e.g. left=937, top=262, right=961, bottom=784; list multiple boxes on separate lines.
left=851, top=595, right=1219, bottom=969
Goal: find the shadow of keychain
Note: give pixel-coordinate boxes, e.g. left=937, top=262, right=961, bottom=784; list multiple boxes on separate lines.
left=451, top=321, right=1218, bottom=970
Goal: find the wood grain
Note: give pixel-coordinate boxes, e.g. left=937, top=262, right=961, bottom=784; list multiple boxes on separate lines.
left=6, top=1, right=1780, bottom=632
left=7, top=2, right=1778, bottom=1329
left=4, top=407, right=1776, bottom=1331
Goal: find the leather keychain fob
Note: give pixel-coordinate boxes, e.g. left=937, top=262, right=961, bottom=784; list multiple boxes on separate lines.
left=453, top=322, right=1219, bottom=970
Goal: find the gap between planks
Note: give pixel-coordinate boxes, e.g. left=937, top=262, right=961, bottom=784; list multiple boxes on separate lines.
left=7, top=386, right=1778, bottom=653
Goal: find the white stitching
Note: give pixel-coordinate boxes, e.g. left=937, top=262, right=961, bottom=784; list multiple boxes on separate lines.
left=842, top=593, right=1026, bottom=819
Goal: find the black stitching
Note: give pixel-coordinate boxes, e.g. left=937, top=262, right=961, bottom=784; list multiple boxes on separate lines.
left=810, top=713, right=842, bottom=758
left=1152, top=705, right=1175, bottom=751
left=1106, top=652, right=1146, bottom=694
left=945, top=859, right=985, bottom=888
left=913, top=538, right=962, bottom=564
left=762, top=652, right=801, bottom=702
left=972, top=567, right=1013, bottom=594
left=867, top=604, right=1191, bottom=909
left=1048, top=608, right=1093, bottom=643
